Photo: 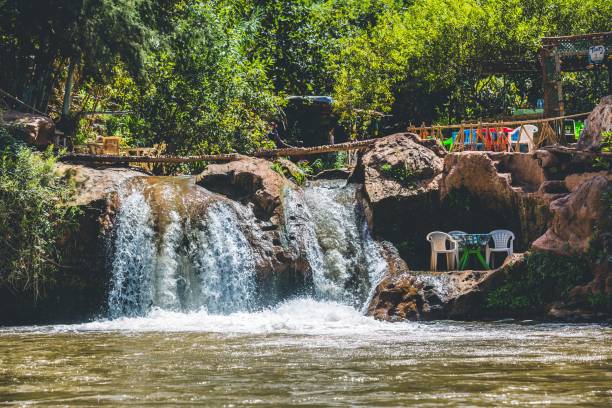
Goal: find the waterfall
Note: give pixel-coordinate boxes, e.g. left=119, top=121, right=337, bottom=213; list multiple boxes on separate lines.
left=108, top=178, right=258, bottom=317
left=187, top=202, right=257, bottom=314
left=108, top=176, right=389, bottom=319
left=283, top=180, right=387, bottom=308
left=107, top=188, right=157, bottom=317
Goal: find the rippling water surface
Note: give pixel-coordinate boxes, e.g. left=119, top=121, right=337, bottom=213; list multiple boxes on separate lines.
left=1, top=299, right=611, bottom=406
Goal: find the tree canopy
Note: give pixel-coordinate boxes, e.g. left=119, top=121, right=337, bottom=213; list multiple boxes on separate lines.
left=0, top=0, right=610, bottom=153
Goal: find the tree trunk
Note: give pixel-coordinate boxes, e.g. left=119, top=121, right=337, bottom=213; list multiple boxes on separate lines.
left=62, top=59, right=77, bottom=117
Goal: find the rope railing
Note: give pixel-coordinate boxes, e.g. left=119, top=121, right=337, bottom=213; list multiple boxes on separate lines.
left=60, top=112, right=595, bottom=164
left=408, top=112, right=590, bottom=153
left=408, top=112, right=590, bottom=133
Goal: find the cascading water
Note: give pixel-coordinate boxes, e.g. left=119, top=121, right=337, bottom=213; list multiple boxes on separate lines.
left=107, top=177, right=258, bottom=317
left=107, top=176, right=388, bottom=319
left=187, top=201, right=257, bottom=314
left=282, top=179, right=387, bottom=308
left=107, top=188, right=157, bottom=317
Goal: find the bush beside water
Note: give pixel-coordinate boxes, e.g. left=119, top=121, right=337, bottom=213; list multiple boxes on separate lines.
left=0, top=133, right=80, bottom=300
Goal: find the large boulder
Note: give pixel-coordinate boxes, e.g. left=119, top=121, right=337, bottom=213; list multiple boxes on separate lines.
left=1, top=110, right=55, bottom=146
left=366, top=257, right=518, bottom=321
left=578, top=95, right=612, bottom=151
left=532, top=175, right=610, bottom=254
left=441, top=152, right=514, bottom=204
left=367, top=273, right=425, bottom=321
left=360, top=133, right=444, bottom=205
left=57, top=164, right=146, bottom=206
left=197, top=156, right=297, bottom=221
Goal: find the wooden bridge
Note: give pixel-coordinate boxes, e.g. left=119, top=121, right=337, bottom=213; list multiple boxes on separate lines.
left=60, top=139, right=378, bottom=164
left=60, top=112, right=599, bottom=165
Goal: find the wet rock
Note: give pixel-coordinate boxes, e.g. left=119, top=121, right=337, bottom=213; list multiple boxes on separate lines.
left=197, top=157, right=314, bottom=295
left=577, top=95, right=612, bottom=151
left=1, top=110, right=55, bottom=146
left=197, top=155, right=297, bottom=220
left=367, top=273, right=425, bottom=321
left=366, top=255, right=521, bottom=322
left=57, top=164, right=146, bottom=206
left=564, top=171, right=612, bottom=192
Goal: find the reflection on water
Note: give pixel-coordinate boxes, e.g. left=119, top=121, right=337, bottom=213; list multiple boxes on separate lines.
left=1, top=299, right=611, bottom=406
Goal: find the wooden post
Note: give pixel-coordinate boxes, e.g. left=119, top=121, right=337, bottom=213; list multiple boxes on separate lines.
left=542, top=44, right=563, bottom=118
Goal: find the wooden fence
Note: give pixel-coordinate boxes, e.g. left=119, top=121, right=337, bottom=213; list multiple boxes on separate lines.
left=60, top=112, right=595, bottom=164
left=408, top=112, right=590, bottom=153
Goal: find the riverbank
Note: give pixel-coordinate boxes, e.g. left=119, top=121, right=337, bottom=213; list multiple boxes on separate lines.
left=1, top=300, right=611, bottom=405
left=1, top=127, right=609, bottom=325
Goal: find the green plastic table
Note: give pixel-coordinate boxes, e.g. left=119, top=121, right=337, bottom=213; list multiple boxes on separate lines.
left=453, top=233, right=491, bottom=270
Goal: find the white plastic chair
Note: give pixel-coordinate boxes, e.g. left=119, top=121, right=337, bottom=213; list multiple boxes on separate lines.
left=448, top=231, right=467, bottom=253
left=448, top=230, right=467, bottom=239
left=509, top=125, right=537, bottom=152
left=426, top=231, right=459, bottom=271
left=486, top=230, right=515, bottom=267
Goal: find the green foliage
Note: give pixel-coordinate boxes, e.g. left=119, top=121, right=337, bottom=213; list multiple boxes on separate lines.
left=296, top=161, right=312, bottom=175
left=331, top=0, right=610, bottom=125
left=587, top=292, right=612, bottom=310
left=486, top=251, right=590, bottom=314
left=0, top=117, right=25, bottom=152
left=311, top=159, right=325, bottom=173
left=0, top=146, right=80, bottom=299
left=334, top=151, right=348, bottom=170
left=270, top=160, right=285, bottom=177
left=3, top=0, right=610, bottom=153
left=0, top=0, right=176, bottom=113
left=122, top=1, right=281, bottom=156
left=271, top=159, right=307, bottom=185
left=593, top=131, right=612, bottom=170
left=379, top=163, right=416, bottom=186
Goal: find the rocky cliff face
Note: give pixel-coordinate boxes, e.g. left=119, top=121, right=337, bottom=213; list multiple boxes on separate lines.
left=355, top=133, right=553, bottom=270
left=578, top=95, right=612, bottom=151
left=3, top=130, right=609, bottom=325
left=360, top=133, right=610, bottom=321
left=0, top=164, right=146, bottom=325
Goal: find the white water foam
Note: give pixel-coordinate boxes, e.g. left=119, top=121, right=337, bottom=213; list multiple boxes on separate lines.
left=20, top=298, right=608, bottom=349
left=107, top=188, right=157, bottom=317
left=54, top=299, right=391, bottom=335
left=282, top=180, right=387, bottom=307
left=107, top=178, right=259, bottom=317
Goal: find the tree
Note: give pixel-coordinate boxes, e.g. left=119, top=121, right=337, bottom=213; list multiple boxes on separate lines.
left=123, top=0, right=282, bottom=155
left=0, top=0, right=176, bottom=113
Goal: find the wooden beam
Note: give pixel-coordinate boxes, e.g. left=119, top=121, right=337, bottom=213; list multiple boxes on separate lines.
left=60, top=153, right=243, bottom=164
left=254, top=139, right=377, bottom=157
left=60, top=139, right=381, bottom=164
left=541, top=31, right=612, bottom=45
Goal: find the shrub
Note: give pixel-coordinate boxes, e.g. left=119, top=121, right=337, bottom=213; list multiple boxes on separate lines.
left=270, top=159, right=307, bottom=186
left=379, top=163, right=416, bottom=186
left=0, top=146, right=80, bottom=299
left=486, top=251, right=590, bottom=315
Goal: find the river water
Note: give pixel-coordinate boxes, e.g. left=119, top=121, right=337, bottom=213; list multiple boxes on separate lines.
left=1, top=179, right=611, bottom=405
left=1, top=300, right=611, bottom=406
